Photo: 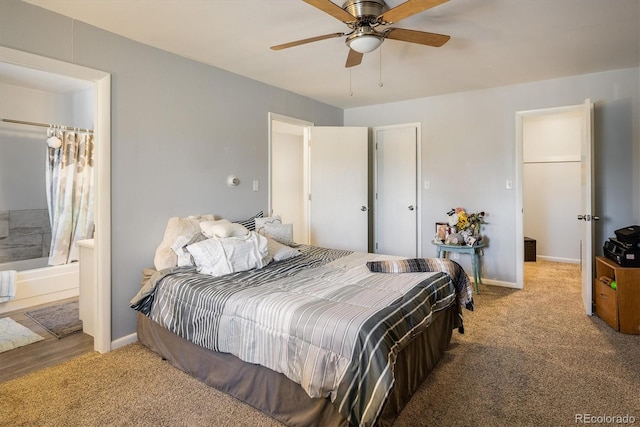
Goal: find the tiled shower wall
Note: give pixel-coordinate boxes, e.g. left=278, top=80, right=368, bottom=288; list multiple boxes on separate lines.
left=0, top=209, right=50, bottom=264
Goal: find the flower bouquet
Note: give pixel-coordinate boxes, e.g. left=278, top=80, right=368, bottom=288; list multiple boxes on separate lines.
left=434, top=207, right=486, bottom=246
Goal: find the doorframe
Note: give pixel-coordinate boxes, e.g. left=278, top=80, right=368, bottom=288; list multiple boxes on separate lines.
left=515, top=103, right=590, bottom=291
left=0, top=46, right=112, bottom=353
left=372, top=123, right=422, bottom=257
left=267, top=113, right=313, bottom=243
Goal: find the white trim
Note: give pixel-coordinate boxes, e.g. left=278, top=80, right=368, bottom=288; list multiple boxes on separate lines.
left=94, top=74, right=111, bottom=353
left=0, top=46, right=112, bottom=353
left=536, top=255, right=580, bottom=264
left=481, top=278, right=519, bottom=289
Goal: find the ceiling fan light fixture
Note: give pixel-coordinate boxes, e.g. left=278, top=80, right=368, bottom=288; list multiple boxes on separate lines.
left=346, top=31, right=383, bottom=53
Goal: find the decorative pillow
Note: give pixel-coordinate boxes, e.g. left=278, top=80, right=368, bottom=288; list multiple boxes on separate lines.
left=233, top=211, right=263, bottom=231
left=153, top=214, right=218, bottom=270
left=267, top=237, right=301, bottom=262
left=254, top=215, right=282, bottom=234
left=200, top=219, right=249, bottom=238
left=187, top=231, right=270, bottom=277
left=260, top=222, right=294, bottom=246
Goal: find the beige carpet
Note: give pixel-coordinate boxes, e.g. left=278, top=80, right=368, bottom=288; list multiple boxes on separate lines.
left=1, top=261, right=638, bottom=426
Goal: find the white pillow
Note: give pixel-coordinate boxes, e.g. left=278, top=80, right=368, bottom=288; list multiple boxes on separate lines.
left=260, top=222, right=294, bottom=246
left=187, top=232, right=270, bottom=277
left=200, top=220, right=249, bottom=238
left=171, top=232, right=206, bottom=267
left=267, top=237, right=301, bottom=262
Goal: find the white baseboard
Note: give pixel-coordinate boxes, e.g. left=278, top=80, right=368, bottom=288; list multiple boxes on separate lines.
left=536, top=255, right=580, bottom=264
left=111, top=332, right=138, bottom=351
left=480, top=278, right=522, bottom=289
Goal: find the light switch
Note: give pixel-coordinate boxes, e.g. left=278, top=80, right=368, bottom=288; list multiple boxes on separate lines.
left=506, top=179, right=513, bottom=190
left=424, top=180, right=430, bottom=190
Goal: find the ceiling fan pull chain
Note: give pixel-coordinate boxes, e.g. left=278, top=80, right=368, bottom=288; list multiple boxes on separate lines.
left=350, top=68, right=354, bottom=96
left=379, top=46, right=384, bottom=88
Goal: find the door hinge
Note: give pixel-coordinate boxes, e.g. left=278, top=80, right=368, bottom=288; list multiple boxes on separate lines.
left=375, top=242, right=378, bottom=250
left=308, top=193, right=312, bottom=201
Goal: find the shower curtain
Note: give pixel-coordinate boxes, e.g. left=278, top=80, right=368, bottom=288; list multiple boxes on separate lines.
left=46, top=129, right=95, bottom=265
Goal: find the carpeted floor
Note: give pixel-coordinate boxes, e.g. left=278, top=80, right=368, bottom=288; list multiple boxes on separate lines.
left=1, top=261, right=638, bottom=426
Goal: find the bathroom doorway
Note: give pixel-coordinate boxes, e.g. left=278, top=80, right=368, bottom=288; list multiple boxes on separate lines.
left=0, top=46, right=111, bottom=353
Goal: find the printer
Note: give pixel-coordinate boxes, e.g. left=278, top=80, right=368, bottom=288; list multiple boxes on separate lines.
left=603, top=225, right=640, bottom=267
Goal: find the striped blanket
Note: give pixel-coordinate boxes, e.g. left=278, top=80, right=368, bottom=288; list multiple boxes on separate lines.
left=131, top=246, right=470, bottom=426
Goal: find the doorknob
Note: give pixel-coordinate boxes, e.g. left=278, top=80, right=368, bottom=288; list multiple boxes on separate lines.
left=408, top=205, right=415, bottom=211
left=592, top=216, right=600, bottom=221
left=361, top=206, right=368, bottom=212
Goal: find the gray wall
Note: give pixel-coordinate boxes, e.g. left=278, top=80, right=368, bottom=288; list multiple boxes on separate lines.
left=345, top=68, right=640, bottom=284
left=1, top=0, right=343, bottom=339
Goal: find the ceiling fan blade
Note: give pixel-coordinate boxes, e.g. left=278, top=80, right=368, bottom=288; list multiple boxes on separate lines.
left=271, top=32, right=345, bottom=50
left=345, top=49, right=364, bottom=68
left=303, top=0, right=356, bottom=23
left=384, top=28, right=450, bottom=47
left=378, top=0, right=449, bottom=24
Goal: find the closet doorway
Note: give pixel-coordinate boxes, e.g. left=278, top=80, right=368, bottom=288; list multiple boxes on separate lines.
left=515, top=100, right=595, bottom=315
left=0, top=47, right=111, bottom=353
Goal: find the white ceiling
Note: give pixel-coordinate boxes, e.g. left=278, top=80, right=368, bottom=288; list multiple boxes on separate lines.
left=21, top=0, right=640, bottom=109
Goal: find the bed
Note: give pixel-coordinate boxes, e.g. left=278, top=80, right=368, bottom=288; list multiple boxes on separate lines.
left=131, top=215, right=474, bottom=427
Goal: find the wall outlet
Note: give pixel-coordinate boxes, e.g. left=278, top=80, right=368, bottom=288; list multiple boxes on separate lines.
left=424, top=180, right=430, bottom=190
left=252, top=180, right=259, bottom=191
left=506, top=179, right=513, bottom=190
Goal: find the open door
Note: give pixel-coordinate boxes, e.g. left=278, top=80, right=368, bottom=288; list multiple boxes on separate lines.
left=309, top=126, right=368, bottom=252
left=579, top=99, right=595, bottom=315
left=516, top=99, right=595, bottom=315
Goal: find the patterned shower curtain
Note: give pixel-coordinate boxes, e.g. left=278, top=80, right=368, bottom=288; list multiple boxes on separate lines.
left=45, top=129, right=95, bottom=265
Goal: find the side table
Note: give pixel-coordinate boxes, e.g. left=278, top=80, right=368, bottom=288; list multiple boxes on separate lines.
left=434, top=243, right=485, bottom=294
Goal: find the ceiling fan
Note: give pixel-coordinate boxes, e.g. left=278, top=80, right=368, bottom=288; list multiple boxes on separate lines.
left=271, top=0, right=451, bottom=68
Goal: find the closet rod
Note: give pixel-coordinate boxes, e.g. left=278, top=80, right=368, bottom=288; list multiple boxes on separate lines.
left=1, top=118, right=93, bottom=134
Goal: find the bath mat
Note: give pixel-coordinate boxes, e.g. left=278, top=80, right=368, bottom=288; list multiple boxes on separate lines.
left=0, top=317, right=44, bottom=353
left=25, top=301, right=82, bottom=339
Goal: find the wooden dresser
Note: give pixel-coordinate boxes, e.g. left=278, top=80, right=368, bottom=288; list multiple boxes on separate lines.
left=594, top=256, right=640, bottom=334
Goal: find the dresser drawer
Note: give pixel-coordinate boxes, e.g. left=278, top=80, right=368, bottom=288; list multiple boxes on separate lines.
left=595, top=279, right=618, bottom=331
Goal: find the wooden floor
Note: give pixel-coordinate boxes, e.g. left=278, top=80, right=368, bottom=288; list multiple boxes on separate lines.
left=0, top=297, right=94, bottom=383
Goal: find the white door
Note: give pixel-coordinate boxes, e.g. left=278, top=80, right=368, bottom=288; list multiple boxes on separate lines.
left=374, top=125, right=419, bottom=257
left=579, top=99, right=595, bottom=315
left=309, top=126, right=368, bottom=252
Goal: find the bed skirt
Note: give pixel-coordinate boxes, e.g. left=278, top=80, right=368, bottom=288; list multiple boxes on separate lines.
left=137, top=303, right=460, bottom=426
